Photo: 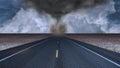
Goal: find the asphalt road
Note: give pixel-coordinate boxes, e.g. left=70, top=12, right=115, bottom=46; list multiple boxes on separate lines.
left=0, top=37, right=120, bottom=68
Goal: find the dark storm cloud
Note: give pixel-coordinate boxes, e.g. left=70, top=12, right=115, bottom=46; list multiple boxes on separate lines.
left=0, top=0, right=119, bottom=33
left=25, top=0, right=109, bottom=18
left=24, top=0, right=110, bottom=35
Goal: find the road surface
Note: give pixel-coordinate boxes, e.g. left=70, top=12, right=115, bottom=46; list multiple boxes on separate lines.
left=0, top=37, right=120, bottom=68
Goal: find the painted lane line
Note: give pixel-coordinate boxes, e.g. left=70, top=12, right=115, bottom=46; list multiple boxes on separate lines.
left=0, top=40, right=49, bottom=62
left=68, top=39, right=120, bottom=67
left=56, top=49, right=59, bottom=58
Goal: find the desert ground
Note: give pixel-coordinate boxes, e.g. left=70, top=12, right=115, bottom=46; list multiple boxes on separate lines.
left=0, top=34, right=120, bottom=53
left=67, top=34, right=120, bottom=53
left=0, top=34, right=51, bottom=50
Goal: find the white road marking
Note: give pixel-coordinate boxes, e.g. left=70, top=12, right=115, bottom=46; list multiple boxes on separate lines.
left=68, top=39, right=120, bottom=67
left=56, top=49, right=59, bottom=58
left=0, top=39, right=49, bottom=62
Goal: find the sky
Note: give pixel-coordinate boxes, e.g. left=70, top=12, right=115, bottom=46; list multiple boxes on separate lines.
left=0, top=0, right=120, bottom=33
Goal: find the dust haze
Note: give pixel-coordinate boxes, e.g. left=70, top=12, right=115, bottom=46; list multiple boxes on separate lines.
left=25, top=0, right=110, bottom=35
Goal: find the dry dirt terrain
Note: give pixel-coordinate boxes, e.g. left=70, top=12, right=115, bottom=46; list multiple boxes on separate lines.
left=0, top=34, right=51, bottom=51
left=67, top=34, right=120, bottom=53
left=0, top=34, right=120, bottom=53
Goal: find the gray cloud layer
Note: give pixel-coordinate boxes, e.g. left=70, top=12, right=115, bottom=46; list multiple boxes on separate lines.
left=0, top=0, right=120, bottom=33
